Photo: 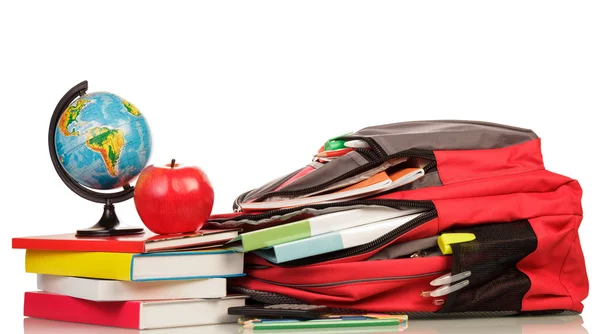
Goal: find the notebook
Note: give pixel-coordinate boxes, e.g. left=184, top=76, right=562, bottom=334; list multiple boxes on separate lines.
left=229, top=207, right=428, bottom=252
left=37, top=274, right=227, bottom=301
left=296, top=157, right=409, bottom=198
left=240, top=174, right=392, bottom=211
left=239, top=165, right=423, bottom=211
left=371, top=167, right=425, bottom=194
left=253, top=212, right=424, bottom=263
left=24, top=292, right=247, bottom=329
left=12, top=229, right=240, bottom=253
left=25, top=248, right=244, bottom=281
left=301, top=156, right=429, bottom=199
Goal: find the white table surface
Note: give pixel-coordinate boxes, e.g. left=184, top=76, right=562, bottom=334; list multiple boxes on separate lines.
left=20, top=314, right=587, bottom=334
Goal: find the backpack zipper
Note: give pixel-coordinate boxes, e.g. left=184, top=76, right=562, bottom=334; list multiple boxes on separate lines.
left=249, top=270, right=446, bottom=288
left=338, top=135, right=388, bottom=159
left=227, top=199, right=435, bottom=223
left=354, top=147, right=380, bottom=161
left=277, top=209, right=438, bottom=267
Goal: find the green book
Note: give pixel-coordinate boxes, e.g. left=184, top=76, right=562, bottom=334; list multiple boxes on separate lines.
left=227, top=207, right=427, bottom=252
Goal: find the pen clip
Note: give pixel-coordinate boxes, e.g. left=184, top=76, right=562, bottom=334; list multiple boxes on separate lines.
left=430, top=271, right=471, bottom=286
left=421, top=271, right=471, bottom=299
left=421, top=279, right=470, bottom=298
left=428, top=279, right=470, bottom=297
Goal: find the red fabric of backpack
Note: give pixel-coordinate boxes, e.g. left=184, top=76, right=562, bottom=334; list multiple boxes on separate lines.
left=206, top=120, right=587, bottom=316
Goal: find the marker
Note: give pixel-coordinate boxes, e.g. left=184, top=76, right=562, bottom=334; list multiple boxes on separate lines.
left=437, top=233, right=476, bottom=255
left=344, top=140, right=371, bottom=148
left=316, top=147, right=354, bottom=158
left=324, top=132, right=353, bottom=151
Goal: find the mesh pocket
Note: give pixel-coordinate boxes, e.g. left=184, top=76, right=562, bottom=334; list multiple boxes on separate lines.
left=441, top=220, right=537, bottom=312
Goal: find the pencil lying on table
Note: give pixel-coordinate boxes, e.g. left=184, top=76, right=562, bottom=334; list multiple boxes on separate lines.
left=243, top=317, right=402, bottom=330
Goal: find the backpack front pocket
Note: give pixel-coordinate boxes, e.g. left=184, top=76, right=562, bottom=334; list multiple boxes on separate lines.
left=437, top=218, right=575, bottom=314
left=231, top=255, right=453, bottom=313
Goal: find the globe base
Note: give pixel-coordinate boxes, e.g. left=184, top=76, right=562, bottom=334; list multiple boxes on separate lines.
left=76, top=201, right=144, bottom=237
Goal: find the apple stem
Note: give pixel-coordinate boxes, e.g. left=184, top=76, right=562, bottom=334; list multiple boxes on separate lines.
left=171, top=159, right=176, bottom=168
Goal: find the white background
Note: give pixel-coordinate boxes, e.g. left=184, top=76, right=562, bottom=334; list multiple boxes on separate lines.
left=1, top=1, right=598, bottom=333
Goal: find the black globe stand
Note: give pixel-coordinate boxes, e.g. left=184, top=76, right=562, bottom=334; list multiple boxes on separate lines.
left=49, top=80, right=144, bottom=237
left=76, top=199, right=143, bottom=237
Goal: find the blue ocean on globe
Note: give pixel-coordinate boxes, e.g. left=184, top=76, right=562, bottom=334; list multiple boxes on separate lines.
left=54, top=92, right=152, bottom=190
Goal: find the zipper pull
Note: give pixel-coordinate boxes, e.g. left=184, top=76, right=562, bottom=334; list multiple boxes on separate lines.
left=410, top=250, right=426, bottom=258
left=432, top=299, right=445, bottom=306
left=410, top=249, right=442, bottom=258
left=233, top=190, right=255, bottom=213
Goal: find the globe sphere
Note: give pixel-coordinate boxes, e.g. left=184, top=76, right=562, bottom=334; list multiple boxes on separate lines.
left=54, top=92, right=152, bottom=190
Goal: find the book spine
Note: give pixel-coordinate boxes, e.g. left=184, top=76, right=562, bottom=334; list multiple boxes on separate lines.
left=12, top=237, right=145, bottom=253
left=25, top=250, right=133, bottom=281
left=242, top=220, right=312, bottom=252
left=37, top=274, right=100, bottom=301
left=24, top=292, right=141, bottom=329
left=272, top=233, right=343, bottom=263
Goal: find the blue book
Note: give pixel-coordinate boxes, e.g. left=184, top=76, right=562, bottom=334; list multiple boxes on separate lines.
left=253, top=213, right=423, bottom=263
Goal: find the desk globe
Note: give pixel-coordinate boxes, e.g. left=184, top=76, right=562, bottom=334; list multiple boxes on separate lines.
left=49, top=81, right=152, bottom=236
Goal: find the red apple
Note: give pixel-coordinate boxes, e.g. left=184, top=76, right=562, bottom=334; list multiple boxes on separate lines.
left=133, top=159, right=214, bottom=234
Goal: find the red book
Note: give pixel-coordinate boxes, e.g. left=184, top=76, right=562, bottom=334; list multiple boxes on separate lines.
left=12, top=229, right=239, bottom=253
left=24, top=291, right=247, bottom=329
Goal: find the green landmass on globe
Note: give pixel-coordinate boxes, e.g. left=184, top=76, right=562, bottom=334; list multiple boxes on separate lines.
left=58, top=98, right=89, bottom=137
left=54, top=92, right=152, bottom=190
left=86, top=127, right=125, bottom=177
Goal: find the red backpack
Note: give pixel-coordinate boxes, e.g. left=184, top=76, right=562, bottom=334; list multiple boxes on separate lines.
left=206, top=120, right=587, bottom=317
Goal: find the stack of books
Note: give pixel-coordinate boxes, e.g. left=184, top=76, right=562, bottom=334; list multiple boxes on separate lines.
left=12, top=229, right=247, bottom=330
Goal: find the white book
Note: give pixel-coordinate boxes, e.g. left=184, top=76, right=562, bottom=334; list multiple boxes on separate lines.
left=230, top=206, right=428, bottom=252
left=37, top=274, right=227, bottom=301
left=254, top=212, right=424, bottom=263
left=23, top=318, right=240, bottom=334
